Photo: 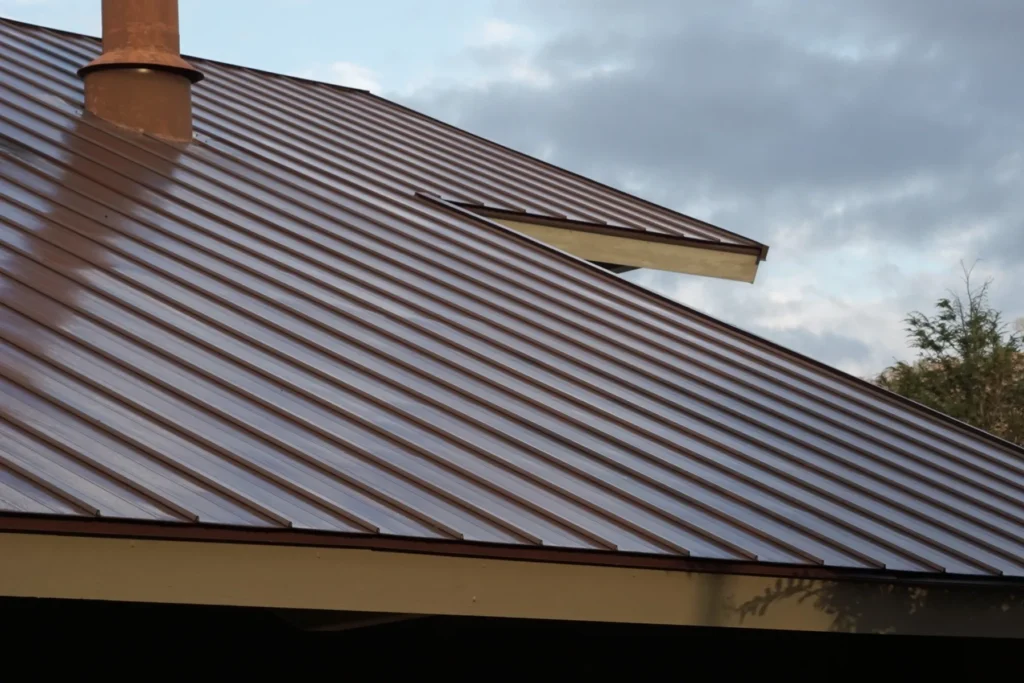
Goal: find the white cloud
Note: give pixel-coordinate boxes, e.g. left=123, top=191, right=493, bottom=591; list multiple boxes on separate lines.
left=398, top=0, right=1024, bottom=375
left=503, top=62, right=554, bottom=89
left=472, top=19, right=534, bottom=48
left=0, top=1, right=99, bottom=34
left=324, top=61, right=381, bottom=92
left=295, top=61, right=382, bottom=93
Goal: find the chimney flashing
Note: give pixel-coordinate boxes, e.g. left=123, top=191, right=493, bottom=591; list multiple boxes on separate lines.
left=79, top=0, right=202, bottom=142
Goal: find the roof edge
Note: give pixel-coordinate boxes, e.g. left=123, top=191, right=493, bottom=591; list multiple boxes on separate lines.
left=2, top=15, right=766, bottom=259
left=2, top=514, right=1021, bottom=588
left=366, top=90, right=769, bottom=254
left=7, top=16, right=1010, bottom=450
left=421, top=196, right=1024, bottom=458
left=0, top=16, right=372, bottom=96
left=437, top=199, right=765, bottom=259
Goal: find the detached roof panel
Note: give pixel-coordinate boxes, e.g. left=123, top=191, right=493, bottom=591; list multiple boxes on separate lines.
left=0, top=19, right=1022, bottom=579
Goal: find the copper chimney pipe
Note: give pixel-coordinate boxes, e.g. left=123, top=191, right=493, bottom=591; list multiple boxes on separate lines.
left=78, top=0, right=203, bottom=142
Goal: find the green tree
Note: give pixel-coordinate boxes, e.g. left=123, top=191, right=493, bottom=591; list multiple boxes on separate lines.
left=876, top=268, right=1024, bottom=446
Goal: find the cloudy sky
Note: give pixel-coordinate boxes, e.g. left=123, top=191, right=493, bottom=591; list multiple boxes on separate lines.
left=3, top=0, right=1022, bottom=376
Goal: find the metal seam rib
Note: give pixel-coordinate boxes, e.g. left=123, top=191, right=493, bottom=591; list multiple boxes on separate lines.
left=0, top=113, right=897, bottom=557
left=9, top=28, right=663, bottom=242
left=0, top=281, right=499, bottom=544
left=0, top=147, right=966, bottom=569
left=0, top=104, right=688, bottom=548
left=0, top=100, right=1007, bottom=565
left=45, top=23, right=756, bottom=247
left=6, top=338, right=380, bottom=533
left=1, top=325, right=376, bottom=534
left=0, top=375, right=267, bottom=526
left=0, top=138, right=749, bottom=555
left=0, top=237, right=564, bottom=545
left=0, top=107, right=1015, bottom=573
left=2, top=171, right=856, bottom=565
left=188, top=60, right=1024, bottom=475
left=204, top=64, right=667, bottom=235
left=203, top=65, right=612, bottom=232
left=0, top=443, right=102, bottom=517
left=0, top=416, right=199, bottom=522
left=0, top=45, right=1015, bottom=497
left=6, top=24, right=1024, bottom=471
left=16, top=259, right=620, bottom=549
left=0, top=333, right=296, bottom=528
left=348, top=90, right=759, bottom=243
left=175, top=114, right=1024, bottom=519
left=172, top=126, right=1024, bottom=507
left=240, top=62, right=728, bottom=241
left=1, top=19, right=1023, bottom=576
left=1, top=172, right=699, bottom=552
left=0, top=24, right=1015, bottom=473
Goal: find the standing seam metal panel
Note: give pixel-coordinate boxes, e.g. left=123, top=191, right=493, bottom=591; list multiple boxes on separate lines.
left=1, top=20, right=1022, bottom=578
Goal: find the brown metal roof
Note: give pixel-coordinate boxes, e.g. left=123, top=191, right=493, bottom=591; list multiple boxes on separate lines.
left=0, top=18, right=1022, bottom=580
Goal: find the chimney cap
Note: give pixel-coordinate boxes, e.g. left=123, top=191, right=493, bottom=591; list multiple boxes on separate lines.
left=78, top=0, right=203, bottom=83
left=78, top=49, right=204, bottom=83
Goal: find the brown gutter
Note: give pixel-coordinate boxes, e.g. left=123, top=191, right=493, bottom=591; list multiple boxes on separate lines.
left=78, top=0, right=203, bottom=142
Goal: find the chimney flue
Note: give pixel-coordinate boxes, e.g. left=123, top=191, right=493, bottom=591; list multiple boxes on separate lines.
left=78, top=0, right=203, bottom=142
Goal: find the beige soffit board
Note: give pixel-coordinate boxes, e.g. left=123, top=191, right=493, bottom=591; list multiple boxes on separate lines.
left=496, top=219, right=761, bottom=282
left=1, top=533, right=1021, bottom=638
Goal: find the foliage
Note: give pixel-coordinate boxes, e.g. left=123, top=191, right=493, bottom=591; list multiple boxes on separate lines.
left=875, top=268, right=1024, bottom=446
left=737, top=576, right=1022, bottom=636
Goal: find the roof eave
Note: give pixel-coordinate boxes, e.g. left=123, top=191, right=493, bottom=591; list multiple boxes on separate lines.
left=3, top=521, right=1022, bottom=638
